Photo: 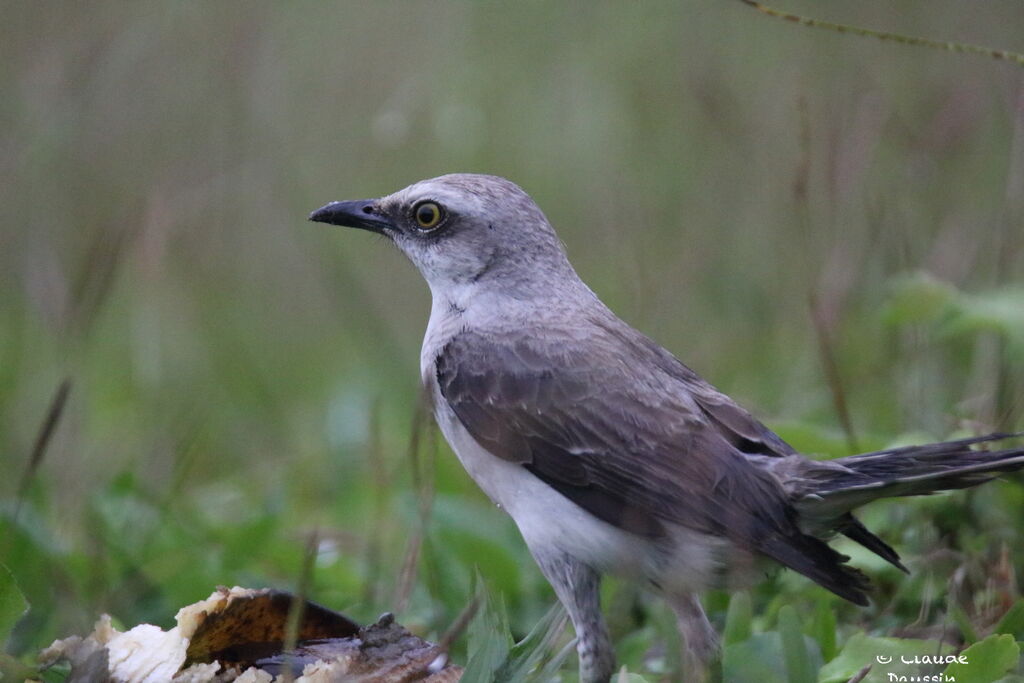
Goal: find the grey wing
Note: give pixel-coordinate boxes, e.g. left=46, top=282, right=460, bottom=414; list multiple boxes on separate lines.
left=434, top=328, right=871, bottom=605
left=621, top=327, right=907, bottom=571
left=598, top=320, right=798, bottom=459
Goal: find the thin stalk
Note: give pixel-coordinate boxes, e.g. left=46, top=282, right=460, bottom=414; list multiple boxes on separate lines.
left=737, top=1, right=1024, bottom=67
left=282, top=529, right=319, bottom=683
left=14, top=378, right=72, bottom=521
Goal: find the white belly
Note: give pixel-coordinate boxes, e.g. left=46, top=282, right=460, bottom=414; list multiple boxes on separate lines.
left=426, top=375, right=730, bottom=593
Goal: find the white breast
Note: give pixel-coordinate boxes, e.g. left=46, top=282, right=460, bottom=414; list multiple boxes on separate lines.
left=425, top=373, right=650, bottom=571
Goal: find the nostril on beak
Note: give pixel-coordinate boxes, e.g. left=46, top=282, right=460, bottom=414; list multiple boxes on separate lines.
left=362, top=205, right=375, bottom=215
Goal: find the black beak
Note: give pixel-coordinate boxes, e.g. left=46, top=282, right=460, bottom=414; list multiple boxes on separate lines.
left=308, top=199, right=394, bottom=235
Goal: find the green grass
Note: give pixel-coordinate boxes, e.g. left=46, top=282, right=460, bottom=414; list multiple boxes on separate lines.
left=2, top=2, right=1024, bottom=680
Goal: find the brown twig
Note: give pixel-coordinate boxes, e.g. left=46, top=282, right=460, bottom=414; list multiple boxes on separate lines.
left=282, top=528, right=319, bottom=683
left=737, top=1, right=1024, bottom=67
left=15, top=378, right=72, bottom=520
left=69, top=219, right=135, bottom=337
left=436, top=592, right=482, bottom=654
left=846, top=664, right=872, bottom=683
left=809, top=294, right=859, bottom=453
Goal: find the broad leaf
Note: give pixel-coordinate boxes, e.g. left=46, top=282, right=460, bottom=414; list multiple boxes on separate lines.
left=818, top=634, right=954, bottom=683
left=943, top=634, right=1019, bottom=683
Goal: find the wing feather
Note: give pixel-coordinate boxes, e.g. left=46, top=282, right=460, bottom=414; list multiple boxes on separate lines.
left=434, top=325, right=871, bottom=604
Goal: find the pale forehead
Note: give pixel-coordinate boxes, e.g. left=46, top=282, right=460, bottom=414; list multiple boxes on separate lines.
left=385, top=174, right=531, bottom=213
left=390, top=178, right=484, bottom=210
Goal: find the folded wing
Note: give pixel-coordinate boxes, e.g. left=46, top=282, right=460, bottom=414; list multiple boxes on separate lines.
left=434, top=324, right=872, bottom=604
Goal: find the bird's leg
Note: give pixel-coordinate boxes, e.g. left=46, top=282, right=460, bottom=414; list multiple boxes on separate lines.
left=531, top=549, right=616, bottom=683
left=666, top=592, right=719, bottom=682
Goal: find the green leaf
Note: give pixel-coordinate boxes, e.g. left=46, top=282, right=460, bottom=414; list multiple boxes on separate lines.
left=0, top=653, right=39, bottom=680
left=461, top=575, right=514, bottom=683
left=951, top=603, right=980, bottom=644
left=779, top=606, right=815, bottom=683
left=809, top=599, right=837, bottom=662
left=723, top=633, right=788, bottom=683
left=818, top=633, right=955, bottom=683
left=943, top=634, right=1020, bottom=683
left=615, top=670, right=653, bottom=682
left=995, top=600, right=1024, bottom=640
left=723, top=592, right=752, bottom=646
left=493, top=602, right=567, bottom=682
left=534, top=637, right=577, bottom=682
left=882, top=273, right=1024, bottom=352
left=948, top=288, right=1024, bottom=340
left=0, top=563, right=29, bottom=646
left=882, top=272, right=959, bottom=326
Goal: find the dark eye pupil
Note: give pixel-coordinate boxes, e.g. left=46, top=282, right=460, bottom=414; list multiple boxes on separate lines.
left=416, top=203, right=441, bottom=228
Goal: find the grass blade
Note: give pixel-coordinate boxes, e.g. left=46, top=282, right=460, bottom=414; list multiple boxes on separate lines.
left=723, top=592, right=752, bottom=646
left=0, top=563, right=29, bottom=648
left=778, top=605, right=814, bottom=683
left=994, top=599, right=1024, bottom=640
left=493, top=602, right=568, bottom=682
left=810, top=599, right=837, bottom=662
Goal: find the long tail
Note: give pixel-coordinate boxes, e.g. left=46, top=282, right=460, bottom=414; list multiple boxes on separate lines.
left=791, top=432, right=1024, bottom=570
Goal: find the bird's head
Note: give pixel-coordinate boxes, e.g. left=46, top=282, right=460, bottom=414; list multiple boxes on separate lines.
left=309, top=174, right=575, bottom=297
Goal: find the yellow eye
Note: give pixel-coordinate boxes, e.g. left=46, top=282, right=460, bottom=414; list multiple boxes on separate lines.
left=413, top=201, right=444, bottom=230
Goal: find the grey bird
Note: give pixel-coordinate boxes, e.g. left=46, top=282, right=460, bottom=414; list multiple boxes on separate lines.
left=310, top=174, right=1024, bottom=682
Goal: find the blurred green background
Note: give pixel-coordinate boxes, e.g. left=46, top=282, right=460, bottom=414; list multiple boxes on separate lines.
left=2, top=1, right=1023, bottom=679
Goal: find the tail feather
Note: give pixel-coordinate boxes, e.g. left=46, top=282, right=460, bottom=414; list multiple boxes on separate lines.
left=834, top=431, right=1022, bottom=473
left=821, top=432, right=1024, bottom=503
left=792, top=432, right=1024, bottom=566
left=838, top=515, right=908, bottom=573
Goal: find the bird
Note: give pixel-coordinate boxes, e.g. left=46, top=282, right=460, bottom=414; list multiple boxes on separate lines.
left=309, top=173, right=1024, bottom=682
